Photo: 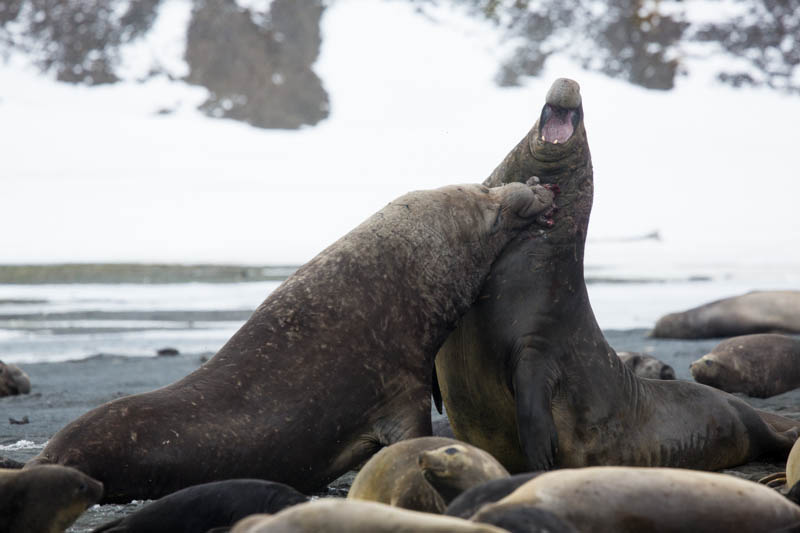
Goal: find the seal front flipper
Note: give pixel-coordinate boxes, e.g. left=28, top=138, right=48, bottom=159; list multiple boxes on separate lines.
left=511, top=349, right=559, bottom=470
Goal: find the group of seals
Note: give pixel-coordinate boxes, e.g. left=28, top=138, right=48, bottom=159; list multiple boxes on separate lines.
left=0, top=465, right=103, bottom=533
left=652, top=290, right=800, bottom=339
left=348, top=436, right=508, bottom=513
left=691, top=333, right=800, bottom=398
left=434, top=77, right=798, bottom=473
left=0, top=360, right=31, bottom=397
left=28, top=181, right=556, bottom=502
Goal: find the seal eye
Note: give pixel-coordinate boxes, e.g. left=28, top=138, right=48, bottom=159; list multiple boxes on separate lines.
left=444, top=447, right=459, bottom=455
left=705, top=360, right=713, bottom=366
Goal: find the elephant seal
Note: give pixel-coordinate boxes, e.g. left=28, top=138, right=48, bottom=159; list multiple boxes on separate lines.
left=0, top=360, right=31, bottom=396
left=27, top=181, right=556, bottom=502
left=473, top=466, right=800, bottom=533
left=652, top=290, right=800, bottom=339
left=618, top=351, right=675, bottom=380
left=228, top=499, right=509, bottom=533
left=690, top=333, right=800, bottom=398
left=445, top=472, right=542, bottom=519
left=434, top=77, right=798, bottom=473
left=91, top=479, right=307, bottom=533
left=348, top=436, right=508, bottom=513
left=0, top=465, right=103, bottom=533
left=473, top=506, right=578, bottom=533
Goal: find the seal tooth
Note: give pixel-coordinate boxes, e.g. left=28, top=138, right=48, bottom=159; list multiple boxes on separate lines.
left=554, top=139, right=559, bottom=144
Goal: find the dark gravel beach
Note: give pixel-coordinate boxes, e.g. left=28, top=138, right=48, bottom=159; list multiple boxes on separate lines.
left=2, top=328, right=799, bottom=532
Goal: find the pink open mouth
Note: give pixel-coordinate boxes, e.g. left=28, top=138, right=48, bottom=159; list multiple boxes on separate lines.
left=539, top=104, right=580, bottom=144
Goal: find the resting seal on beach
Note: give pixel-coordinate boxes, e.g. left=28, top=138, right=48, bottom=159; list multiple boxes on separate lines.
left=651, top=290, right=800, bottom=339
left=27, top=181, right=556, bottom=502
left=691, top=333, right=800, bottom=398
left=0, top=361, right=31, bottom=397
left=348, top=436, right=508, bottom=514
left=434, top=77, right=798, bottom=474
left=91, top=479, right=307, bottom=533
left=228, top=499, right=509, bottom=533
left=0, top=465, right=103, bottom=533
left=618, top=351, right=675, bottom=380
left=472, top=467, right=800, bottom=533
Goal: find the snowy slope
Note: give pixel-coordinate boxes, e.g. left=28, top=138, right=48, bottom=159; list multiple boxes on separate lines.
left=1, top=0, right=798, bottom=280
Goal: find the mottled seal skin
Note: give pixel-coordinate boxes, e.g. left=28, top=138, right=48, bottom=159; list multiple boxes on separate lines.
left=0, top=465, right=103, bottom=533
left=445, top=472, right=542, bottom=519
left=473, top=467, right=800, bottom=533
left=27, top=181, right=555, bottom=503
left=347, top=436, right=508, bottom=513
left=434, top=78, right=798, bottom=474
left=618, top=351, right=675, bottom=380
left=91, top=479, right=307, bottom=533
left=652, top=290, right=800, bottom=339
left=690, top=334, right=800, bottom=398
left=228, top=499, right=509, bottom=533
left=0, top=360, right=31, bottom=396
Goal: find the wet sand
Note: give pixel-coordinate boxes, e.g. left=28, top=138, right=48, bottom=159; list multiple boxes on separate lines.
left=2, top=329, right=799, bottom=532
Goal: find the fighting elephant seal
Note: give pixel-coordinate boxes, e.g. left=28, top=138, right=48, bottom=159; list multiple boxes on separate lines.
left=652, top=290, right=800, bottom=339
left=27, top=181, right=556, bottom=502
left=228, top=499, right=509, bottom=533
left=91, top=479, right=307, bottom=533
left=690, top=333, right=800, bottom=398
left=472, top=466, right=800, bottom=533
left=618, top=351, right=675, bottom=380
left=434, top=77, right=798, bottom=473
left=0, top=360, right=31, bottom=396
left=347, top=436, right=508, bottom=513
left=0, top=465, right=103, bottom=533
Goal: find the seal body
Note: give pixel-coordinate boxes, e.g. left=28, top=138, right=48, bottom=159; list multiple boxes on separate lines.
left=473, top=466, right=800, bottom=533
left=0, top=360, right=31, bottom=396
left=690, top=333, right=800, bottom=398
left=91, top=479, right=307, bottom=533
left=28, top=182, right=555, bottom=502
left=0, top=465, right=103, bottom=533
left=652, top=290, right=800, bottom=339
left=434, top=78, right=798, bottom=474
left=228, top=499, right=509, bottom=533
left=618, top=352, right=675, bottom=380
left=445, top=472, right=542, bottom=519
left=348, top=436, right=508, bottom=513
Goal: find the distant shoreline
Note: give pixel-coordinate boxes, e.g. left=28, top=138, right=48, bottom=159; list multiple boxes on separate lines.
left=0, top=264, right=299, bottom=284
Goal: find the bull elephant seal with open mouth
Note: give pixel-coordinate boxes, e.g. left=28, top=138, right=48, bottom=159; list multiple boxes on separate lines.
left=27, top=180, right=555, bottom=502
left=434, top=77, right=798, bottom=474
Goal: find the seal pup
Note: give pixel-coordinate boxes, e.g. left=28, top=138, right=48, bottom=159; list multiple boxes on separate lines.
left=27, top=181, right=556, bottom=502
left=618, top=351, right=675, bottom=380
left=90, top=479, right=307, bottom=533
left=691, top=334, right=800, bottom=398
left=0, top=360, right=31, bottom=396
left=228, top=499, right=509, bottom=533
left=348, top=436, right=508, bottom=513
left=652, top=290, right=800, bottom=339
left=0, top=465, right=103, bottom=533
left=472, top=466, right=800, bottom=533
left=434, top=78, right=798, bottom=473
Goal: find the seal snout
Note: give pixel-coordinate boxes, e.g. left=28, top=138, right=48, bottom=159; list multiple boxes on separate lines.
left=540, top=78, right=582, bottom=145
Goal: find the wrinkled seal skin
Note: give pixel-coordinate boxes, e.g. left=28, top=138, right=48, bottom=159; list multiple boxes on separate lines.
left=652, top=290, right=800, bottom=339
left=0, top=465, right=103, bottom=533
left=0, top=360, right=31, bottom=397
left=91, top=479, right=307, bottom=533
left=434, top=78, right=798, bottom=474
left=347, top=436, right=508, bottom=514
left=618, top=352, right=675, bottom=380
left=473, top=467, right=800, bottom=533
left=691, top=334, right=800, bottom=398
left=27, top=181, right=555, bottom=503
